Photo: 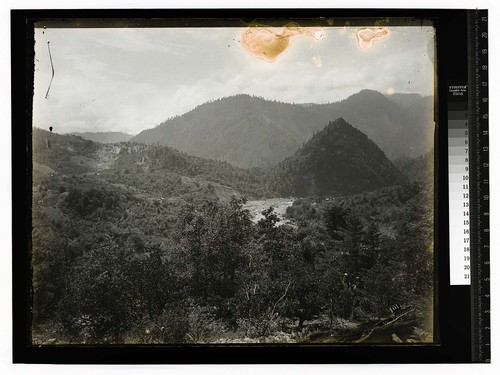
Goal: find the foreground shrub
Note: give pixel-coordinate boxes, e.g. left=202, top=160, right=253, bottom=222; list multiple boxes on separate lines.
left=185, top=306, right=228, bottom=343
left=124, top=308, right=189, bottom=344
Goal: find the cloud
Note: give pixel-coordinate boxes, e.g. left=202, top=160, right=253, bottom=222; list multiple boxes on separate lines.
left=33, top=54, right=170, bottom=134
left=32, top=26, right=435, bottom=135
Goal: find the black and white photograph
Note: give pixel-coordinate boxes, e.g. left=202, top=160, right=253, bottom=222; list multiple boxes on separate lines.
left=30, top=18, right=436, bottom=345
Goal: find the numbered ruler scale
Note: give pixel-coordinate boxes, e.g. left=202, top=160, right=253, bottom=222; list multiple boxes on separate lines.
left=468, top=10, right=490, bottom=363
left=448, top=84, right=471, bottom=285
left=447, top=10, right=489, bottom=362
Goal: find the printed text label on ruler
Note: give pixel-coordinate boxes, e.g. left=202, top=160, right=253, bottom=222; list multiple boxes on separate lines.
left=448, top=83, right=471, bottom=285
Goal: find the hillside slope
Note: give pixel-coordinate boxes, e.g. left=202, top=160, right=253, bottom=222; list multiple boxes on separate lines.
left=32, top=128, right=276, bottom=202
left=277, top=118, right=404, bottom=196
left=71, top=132, right=133, bottom=144
left=132, top=91, right=434, bottom=167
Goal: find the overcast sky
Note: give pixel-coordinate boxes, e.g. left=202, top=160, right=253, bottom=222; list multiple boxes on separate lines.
left=33, top=25, right=435, bottom=135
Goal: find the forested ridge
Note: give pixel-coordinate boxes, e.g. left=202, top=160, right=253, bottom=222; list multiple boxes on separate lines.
left=70, top=131, right=133, bottom=144
left=31, top=123, right=434, bottom=344
left=275, top=118, right=404, bottom=196
left=132, top=90, right=434, bottom=167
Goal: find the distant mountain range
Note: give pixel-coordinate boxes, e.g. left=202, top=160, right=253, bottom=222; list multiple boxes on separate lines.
left=34, top=116, right=405, bottom=200
left=32, top=128, right=276, bottom=200
left=277, top=118, right=403, bottom=196
left=132, top=90, right=434, bottom=168
left=71, top=132, right=133, bottom=144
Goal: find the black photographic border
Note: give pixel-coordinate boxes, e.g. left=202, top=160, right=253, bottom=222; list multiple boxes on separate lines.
left=12, top=8, right=473, bottom=364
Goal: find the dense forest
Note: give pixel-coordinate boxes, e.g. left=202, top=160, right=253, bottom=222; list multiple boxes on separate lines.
left=132, top=90, right=434, bottom=167
left=276, top=119, right=404, bottom=196
left=31, top=124, right=434, bottom=344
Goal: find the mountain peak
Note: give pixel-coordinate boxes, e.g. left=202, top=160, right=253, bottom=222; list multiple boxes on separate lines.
left=280, top=119, right=403, bottom=196
left=347, top=89, right=390, bottom=102
left=327, top=117, right=349, bottom=127
left=358, top=89, right=384, bottom=95
left=132, top=89, right=433, bottom=167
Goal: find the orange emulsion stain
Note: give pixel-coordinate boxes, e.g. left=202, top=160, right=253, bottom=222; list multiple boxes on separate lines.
left=240, top=24, right=326, bottom=62
left=356, top=27, right=391, bottom=51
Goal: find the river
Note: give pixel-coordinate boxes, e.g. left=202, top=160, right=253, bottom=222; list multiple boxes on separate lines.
left=243, top=198, right=295, bottom=226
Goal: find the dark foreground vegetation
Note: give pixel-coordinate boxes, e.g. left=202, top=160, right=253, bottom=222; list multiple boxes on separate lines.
left=31, top=128, right=433, bottom=344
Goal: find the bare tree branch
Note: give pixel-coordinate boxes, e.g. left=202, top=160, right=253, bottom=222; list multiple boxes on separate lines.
left=270, top=281, right=292, bottom=318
